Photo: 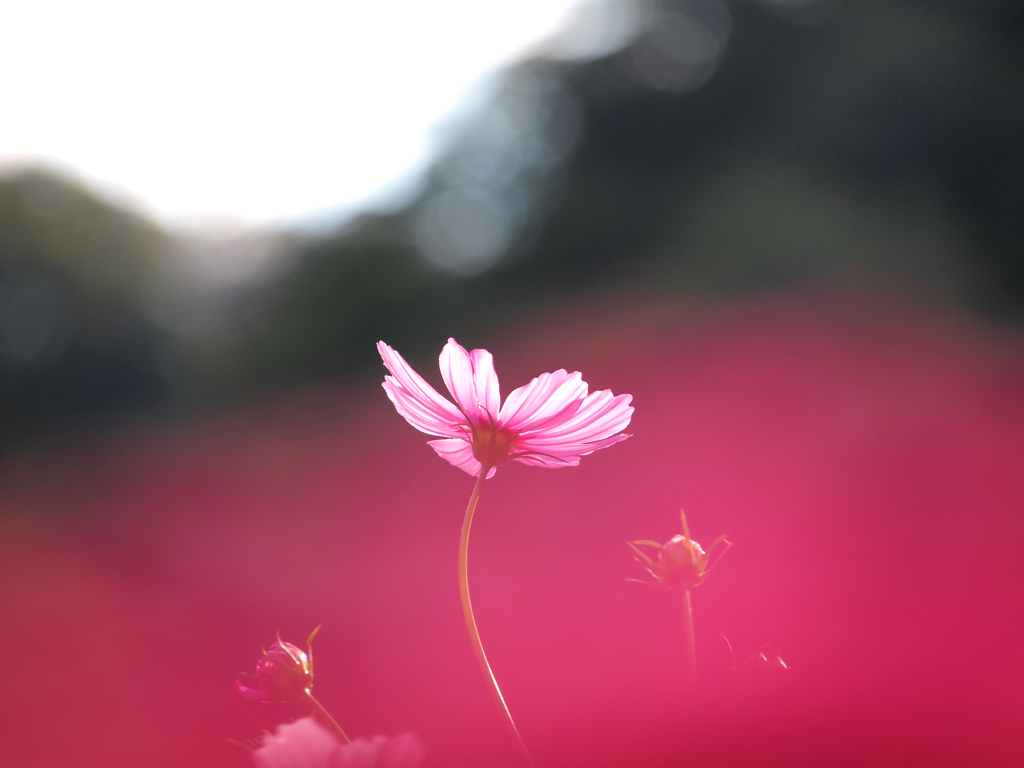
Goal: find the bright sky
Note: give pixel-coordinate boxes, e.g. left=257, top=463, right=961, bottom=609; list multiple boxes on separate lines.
left=0, top=0, right=593, bottom=227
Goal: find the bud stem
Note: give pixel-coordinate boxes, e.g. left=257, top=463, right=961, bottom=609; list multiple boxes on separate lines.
left=682, top=588, right=696, bottom=692
left=460, top=468, right=535, bottom=767
left=304, top=689, right=351, bottom=744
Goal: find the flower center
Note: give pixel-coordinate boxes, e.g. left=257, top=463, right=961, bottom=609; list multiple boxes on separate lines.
left=471, top=423, right=519, bottom=468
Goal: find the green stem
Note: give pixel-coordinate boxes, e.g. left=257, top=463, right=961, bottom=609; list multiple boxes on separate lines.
left=459, top=468, right=535, bottom=767
left=682, top=588, right=696, bottom=692
left=305, top=689, right=351, bottom=744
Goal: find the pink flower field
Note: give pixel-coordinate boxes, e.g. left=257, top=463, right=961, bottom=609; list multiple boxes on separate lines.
left=2, top=289, right=1022, bottom=767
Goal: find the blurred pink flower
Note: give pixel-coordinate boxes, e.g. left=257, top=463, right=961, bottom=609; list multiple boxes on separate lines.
left=334, top=733, right=424, bottom=768
left=235, top=639, right=314, bottom=703
left=253, top=718, right=338, bottom=768
left=377, top=338, right=633, bottom=477
left=252, top=718, right=424, bottom=768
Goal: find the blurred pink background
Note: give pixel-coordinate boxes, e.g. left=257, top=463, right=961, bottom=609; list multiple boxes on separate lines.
left=2, top=288, right=1022, bottom=767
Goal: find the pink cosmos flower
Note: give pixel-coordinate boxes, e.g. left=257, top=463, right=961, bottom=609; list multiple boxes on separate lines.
left=377, top=338, right=633, bottom=477
left=252, top=718, right=424, bottom=768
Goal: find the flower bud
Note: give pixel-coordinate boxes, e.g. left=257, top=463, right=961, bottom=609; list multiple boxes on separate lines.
left=235, top=639, right=314, bottom=703
left=653, top=534, right=706, bottom=590
left=629, top=510, right=731, bottom=591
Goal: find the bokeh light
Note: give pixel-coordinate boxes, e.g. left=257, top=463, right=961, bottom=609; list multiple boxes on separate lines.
left=0, top=0, right=599, bottom=225
left=630, top=1, right=732, bottom=92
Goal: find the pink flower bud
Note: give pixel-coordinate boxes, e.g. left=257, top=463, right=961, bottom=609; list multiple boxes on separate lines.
left=235, top=639, right=314, bottom=703
left=629, top=510, right=731, bottom=591
left=653, top=534, right=707, bottom=590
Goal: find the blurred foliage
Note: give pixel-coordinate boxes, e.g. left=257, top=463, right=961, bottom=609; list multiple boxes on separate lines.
left=0, top=171, right=162, bottom=299
left=0, top=171, right=171, bottom=444
left=233, top=0, right=1023, bottom=384
left=1, top=0, right=1022, bottom=447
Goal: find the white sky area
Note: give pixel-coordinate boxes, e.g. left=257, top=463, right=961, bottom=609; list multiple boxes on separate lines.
left=0, top=0, right=605, bottom=227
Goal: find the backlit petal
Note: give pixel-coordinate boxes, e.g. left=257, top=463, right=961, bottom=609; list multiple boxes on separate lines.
left=523, top=390, right=633, bottom=442
left=469, top=347, right=501, bottom=417
left=378, top=341, right=465, bottom=437
left=512, top=453, right=580, bottom=468
left=428, top=439, right=497, bottom=478
left=514, top=391, right=633, bottom=461
left=516, top=431, right=631, bottom=462
left=498, top=370, right=587, bottom=432
left=439, top=339, right=483, bottom=423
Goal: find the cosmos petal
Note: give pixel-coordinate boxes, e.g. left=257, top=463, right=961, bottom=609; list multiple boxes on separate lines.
left=515, top=431, right=632, bottom=462
left=438, top=338, right=497, bottom=426
left=378, top=341, right=466, bottom=437
left=512, top=453, right=580, bottom=468
left=523, top=391, right=633, bottom=442
left=498, top=369, right=587, bottom=433
left=469, top=347, right=501, bottom=418
left=428, top=439, right=497, bottom=479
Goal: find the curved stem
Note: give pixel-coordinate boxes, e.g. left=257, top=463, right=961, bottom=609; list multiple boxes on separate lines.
left=304, top=689, right=351, bottom=744
left=459, top=469, right=536, bottom=767
left=682, top=588, right=696, bottom=693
